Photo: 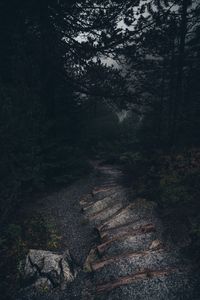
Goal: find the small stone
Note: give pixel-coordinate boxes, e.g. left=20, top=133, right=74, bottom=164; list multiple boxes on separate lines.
left=149, top=239, right=162, bottom=250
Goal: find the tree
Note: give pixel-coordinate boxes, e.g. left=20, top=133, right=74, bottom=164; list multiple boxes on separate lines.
left=0, top=0, right=141, bottom=222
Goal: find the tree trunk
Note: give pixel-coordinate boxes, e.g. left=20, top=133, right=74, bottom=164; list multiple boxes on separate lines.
left=39, top=1, right=55, bottom=119
left=171, top=0, right=189, bottom=146
left=157, top=66, right=165, bottom=147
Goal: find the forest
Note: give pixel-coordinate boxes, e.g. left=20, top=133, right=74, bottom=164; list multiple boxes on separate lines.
left=0, top=0, right=200, bottom=299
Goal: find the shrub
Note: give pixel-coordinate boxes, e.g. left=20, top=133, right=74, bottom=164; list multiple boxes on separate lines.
left=120, top=152, right=150, bottom=176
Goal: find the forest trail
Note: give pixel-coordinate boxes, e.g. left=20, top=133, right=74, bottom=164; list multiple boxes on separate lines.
left=80, top=163, right=200, bottom=300
left=18, top=162, right=200, bottom=300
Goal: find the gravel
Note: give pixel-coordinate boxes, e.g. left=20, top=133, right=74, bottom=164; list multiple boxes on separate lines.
left=17, top=172, right=98, bottom=300
left=17, top=164, right=200, bottom=299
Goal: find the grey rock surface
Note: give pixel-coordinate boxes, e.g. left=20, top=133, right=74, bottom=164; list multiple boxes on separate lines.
left=22, top=249, right=77, bottom=289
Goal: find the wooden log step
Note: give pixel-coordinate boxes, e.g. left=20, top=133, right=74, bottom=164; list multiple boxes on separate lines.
left=96, top=174, right=121, bottom=181
left=83, top=190, right=126, bottom=216
left=93, top=187, right=117, bottom=194
left=83, top=197, right=117, bottom=215
left=97, top=232, right=158, bottom=257
left=79, top=194, right=93, bottom=207
left=93, top=185, right=119, bottom=193
left=80, top=200, right=94, bottom=209
left=98, top=181, right=119, bottom=186
left=93, top=187, right=124, bottom=201
left=92, top=250, right=182, bottom=282
left=97, top=199, right=156, bottom=232
left=80, top=202, right=94, bottom=211
left=94, top=269, right=199, bottom=300
left=99, top=222, right=156, bottom=242
left=88, top=203, right=124, bottom=225
left=83, top=248, right=99, bottom=273
left=99, top=178, right=119, bottom=183
left=79, top=190, right=123, bottom=211
left=98, top=168, right=122, bottom=174
left=96, top=268, right=176, bottom=293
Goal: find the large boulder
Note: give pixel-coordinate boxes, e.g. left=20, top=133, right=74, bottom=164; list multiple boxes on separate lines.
left=21, top=249, right=77, bottom=290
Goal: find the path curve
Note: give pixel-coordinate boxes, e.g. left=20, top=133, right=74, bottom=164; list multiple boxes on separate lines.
left=81, top=163, right=200, bottom=300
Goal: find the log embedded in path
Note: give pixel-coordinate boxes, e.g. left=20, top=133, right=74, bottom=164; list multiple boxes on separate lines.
left=80, top=163, right=200, bottom=300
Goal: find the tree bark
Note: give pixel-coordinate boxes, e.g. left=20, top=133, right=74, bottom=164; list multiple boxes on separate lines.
left=171, top=0, right=189, bottom=146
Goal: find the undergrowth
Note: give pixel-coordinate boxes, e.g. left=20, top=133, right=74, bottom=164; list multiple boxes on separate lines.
left=120, top=148, right=200, bottom=262
left=0, top=214, right=61, bottom=300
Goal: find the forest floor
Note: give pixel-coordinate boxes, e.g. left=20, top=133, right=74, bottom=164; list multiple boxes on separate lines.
left=0, top=165, right=98, bottom=299
left=14, top=169, right=98, bottom=299
left=2, top=161, right=200, bottom=299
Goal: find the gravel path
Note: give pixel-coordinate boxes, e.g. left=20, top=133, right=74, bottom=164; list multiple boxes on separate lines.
left=17, top=163, right=200, bottom=299
left=79, top=164, right=200, bottom=300
left=17, top=170, right=99, bottom=300
left=37, top=175, right=98, bottom=266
